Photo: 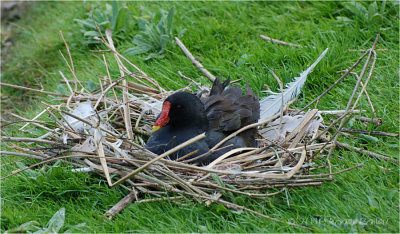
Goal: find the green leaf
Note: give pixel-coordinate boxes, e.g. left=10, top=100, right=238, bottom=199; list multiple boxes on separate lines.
left=336, top=16, right=353, bottom=22
left=137, top=18, right=149, bottom=31
left=64, top=223, right=87, bottom=233
left=45, top=208, right=65, bottom=233
left=74, top=19, right=96, bottom=30
left=16, top=162, right=42, bottom=179
left=111, top=1, right=119, bottom=30
left=367, top=195, right=379, bottom=211
left=358, top=134, right=379, bottom=143
left=380, top=0, right=386, bottom=14
left=83, top=31, right=100, bottom=37
left=116, top=7, right=130, bottom=31
left=236, top=54, right=249, bottom=67
left=166, top=7, right=175, bottom=35
left=144, top=52, right=164, bottom=61
left=211, top=173, right=224, bottom=187
left=5, top=221, right=41, bottom=233
left=133, top=34, right=152, bottom=47
left=125, top=45, right=153, bottom=55
left=368, top=2, right=378, bottom=23
left=159, top=34, right=170, bottom=51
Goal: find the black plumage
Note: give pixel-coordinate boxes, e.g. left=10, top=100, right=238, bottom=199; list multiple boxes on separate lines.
left=145, top=78, right=260, bottom=165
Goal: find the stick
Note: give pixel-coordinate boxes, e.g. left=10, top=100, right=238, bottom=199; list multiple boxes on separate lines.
left=105, top=29, right=134, bottom=141
left=270, top=70, right=284, bottom=133
left=336, top=141, right=399, bottom=164
left=93, top=128, right=112, bottom=186
left=354, top=116, right=382, bottom=126
left=0, top=137, right=58, bottom=145
left=136, top=196, right=184, bottom=204
left=42, top=102, right=143, bottom=149
left=59, top=30, right=77, bottom=91
left=336, top=128, right=397, bottom=137
left=104, top=190, right=138, bottom=219
left=9, top=113, right=53, bottom=132
left=0, top=151, right=44, bottom=160
left=175, top=37, right=216, bottom=82
left=260, top=35, right=303, bottom=48
left=294, top=163, right=364, bottom=178
left=336, top=70, right=376, bottom=117
left=348, top=48, right=388, bottom=52
left=0, top=82, right=68, bottom=97
left=111, top=133, right=207, bottom=188
left=327, top=34, right=380, bottom=160
left=318, top=110, right=364, bottom=115
left=178, top=71, right=202, bottom=89
left=297, top=50, right=369, bottom=113
left=211, top=113, right=280, bottom=150
left=18, top=108, right=49, bottom=131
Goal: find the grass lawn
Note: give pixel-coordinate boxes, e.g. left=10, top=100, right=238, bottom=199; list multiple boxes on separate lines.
left=1, top=1, right=399, bottom=232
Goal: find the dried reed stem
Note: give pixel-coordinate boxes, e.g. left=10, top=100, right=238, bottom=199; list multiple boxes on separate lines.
left=0, top=82, right=68, bottom=97
left=111, top=133, right=207, bottom=188
left=260, top=35, right=303, bottom=48
left=298, top=50, right=369, bottom=112
left=336, top=141, right=398, bottom=164
left=105, top=190, right=138, bottom=219
left=175, top=37, right=216, bottom=82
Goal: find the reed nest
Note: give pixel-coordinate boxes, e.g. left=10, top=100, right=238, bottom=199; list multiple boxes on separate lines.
left=2, top=30, right=397, bottom=230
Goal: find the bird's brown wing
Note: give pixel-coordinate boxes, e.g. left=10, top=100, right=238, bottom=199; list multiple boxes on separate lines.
left=202, top=78, right=260, bottom=135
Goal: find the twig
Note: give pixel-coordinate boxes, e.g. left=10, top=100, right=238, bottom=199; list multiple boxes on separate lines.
left=348, top=48, right=388, bottom=52
left=102, top=54, right=122, bottom=110
left=105, top=29, right=134, bottom=141
left=136, top=196, right=184, bottom=204
left=93, top=128, right=112, bottom=186
left=9, top=113, right=53, bottom=132
left=211, top=113, right=280, bottom=150
left=18, top=108, right=49, bottom=131
left=0, top=82, right=68, bottom=97
left=260, top=35, right=303, bottom=48
left=336, top=141, right=399, bottom=164
left=318, top=110, right=365, bottom=115
left=42, top=102, right=143, bottom=149
left=294, top=163, right=364, bottom=178
left=175, top=37, right=216, bottom=82
left=334, top=128, right=397, bottom=137
left=0, top=137, right=58, bottom=145
left=104, top=190, right=138, bottom=219
left=182, top=144, right=233, bottom=163
left=111, top=133, right=207, bottom=188
left=354, top=116, right=382, bottom=126
left=93, top=74, right=130, bottom=109
left=59, top=30, right=86, bottom=92
left=327, top=34, right=380, bottom=161
left=336, top=70, right=376, bottom=118
left=297, top=50, right=369, bottom=113
left=178, top=71, right=202, bottom=89
left=269, top=70, right=284, bottom=133
left=0, top=150, right=44, bottom=160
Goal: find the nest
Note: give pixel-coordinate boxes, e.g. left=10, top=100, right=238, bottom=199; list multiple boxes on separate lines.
left=2, top=30, right=397, bottom=231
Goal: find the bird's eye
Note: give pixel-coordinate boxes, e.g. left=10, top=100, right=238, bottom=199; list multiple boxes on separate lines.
left=176, top=104, right=183, bottom=110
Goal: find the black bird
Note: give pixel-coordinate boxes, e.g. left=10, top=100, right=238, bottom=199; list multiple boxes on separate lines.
left=145, top=78, right=260, bottom=165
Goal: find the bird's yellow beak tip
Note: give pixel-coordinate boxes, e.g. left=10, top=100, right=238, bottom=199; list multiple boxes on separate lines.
left=152, top=126, right=161, bottom=133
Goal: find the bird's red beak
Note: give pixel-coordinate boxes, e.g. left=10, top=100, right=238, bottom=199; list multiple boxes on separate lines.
left=152, top=101, right=171, bottom=132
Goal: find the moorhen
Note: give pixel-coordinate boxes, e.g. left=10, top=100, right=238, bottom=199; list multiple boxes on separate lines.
left=145, top=78, right=260, bottom=165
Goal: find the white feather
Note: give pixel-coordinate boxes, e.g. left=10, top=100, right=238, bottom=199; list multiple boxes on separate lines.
left=259, top=48, right=329, bottom=122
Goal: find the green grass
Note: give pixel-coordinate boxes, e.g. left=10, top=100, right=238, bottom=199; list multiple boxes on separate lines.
left=1, top=1, right=399, bottom=232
